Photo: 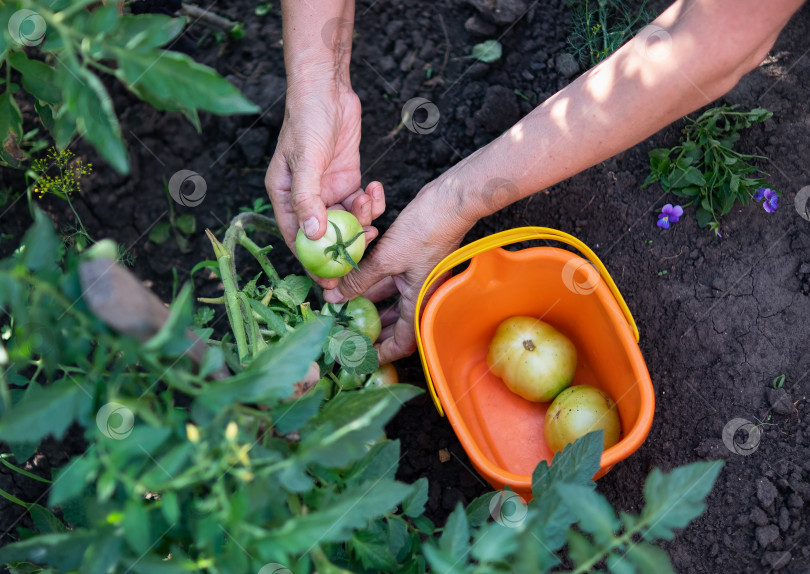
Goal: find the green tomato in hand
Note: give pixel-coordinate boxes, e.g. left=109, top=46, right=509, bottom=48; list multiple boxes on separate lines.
left=544, top=385, right=621, bottom=453
left=487, top=316, right=577, bottom=402
left=321, top=296, right=381, bottom=343
left=364, top=363, right=399, bottom=388
left=296, top=210, right=366, bottom=278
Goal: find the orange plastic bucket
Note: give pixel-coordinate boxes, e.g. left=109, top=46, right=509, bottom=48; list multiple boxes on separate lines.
left=415, top=228, right=655, bottom=500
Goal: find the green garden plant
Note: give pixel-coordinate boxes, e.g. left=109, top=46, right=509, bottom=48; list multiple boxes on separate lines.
left=643, top=105, right=773, bottom=234
left=0, top=211, right=724, bottom=573
left=149, top=181, right=199, bottom=253
left=0, top=0, right=258, bottom=174
left=568, top=0, right=652, bottom=68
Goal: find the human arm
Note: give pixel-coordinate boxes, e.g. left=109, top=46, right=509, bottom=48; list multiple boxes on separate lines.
left=325, top=0, right=806, bottom=362
left=265, top=0, right=385, bottom=289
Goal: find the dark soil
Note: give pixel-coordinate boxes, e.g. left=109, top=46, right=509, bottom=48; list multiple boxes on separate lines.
left=2, top=1, right=810, bottom=572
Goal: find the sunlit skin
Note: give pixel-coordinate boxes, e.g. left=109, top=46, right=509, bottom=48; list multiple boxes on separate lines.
left=269, top=0, right=805, bottom=363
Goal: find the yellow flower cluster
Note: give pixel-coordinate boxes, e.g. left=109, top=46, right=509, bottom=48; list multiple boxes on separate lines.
left=31, top=148, right=93, bottom=199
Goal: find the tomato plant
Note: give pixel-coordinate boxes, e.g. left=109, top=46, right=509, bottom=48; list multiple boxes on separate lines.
left=545, top=385, right=621, bottom=453
left=296, top=210, right=366, bottom=278
left=0, top=210, right=722, bottom=574
left=487, top=316, right=577, bottom=402
left=321, top=296, right=381, bottom=343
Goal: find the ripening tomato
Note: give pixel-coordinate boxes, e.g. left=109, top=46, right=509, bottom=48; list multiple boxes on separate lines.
left=544, top=385, right=621, bottom=453
left=295, top=210, right=366, bottom=278
left=487, top=316, right=577, bottom=402
left=364, top=363, right=399, bottom=388
left=321, top=296, right=381, bottom=343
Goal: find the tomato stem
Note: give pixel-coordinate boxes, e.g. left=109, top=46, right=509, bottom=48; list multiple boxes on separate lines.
left=322, top=221, right=367, bottom=271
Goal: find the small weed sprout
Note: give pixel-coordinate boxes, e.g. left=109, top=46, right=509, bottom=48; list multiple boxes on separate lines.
left=568, top=0, right=653, bottom=68
left=644, top=106, right=773, bottom=235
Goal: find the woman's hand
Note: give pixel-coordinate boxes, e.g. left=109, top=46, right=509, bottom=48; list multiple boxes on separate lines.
left=322, top=181, right=475, bottom=363
left=265, top=82, right=385, bottom=290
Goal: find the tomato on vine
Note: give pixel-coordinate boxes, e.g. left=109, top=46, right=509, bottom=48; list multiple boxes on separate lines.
left=321, top=295, right=381, bottom=343
left=296, top=210, right=366, bottom=278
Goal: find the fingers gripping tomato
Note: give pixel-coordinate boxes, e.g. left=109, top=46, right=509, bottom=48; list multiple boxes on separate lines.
left=321, top=296, right=381, bottom=343
left=296, top=210, right=366, bottom=278
left=487, top=316, right=577, bottom=402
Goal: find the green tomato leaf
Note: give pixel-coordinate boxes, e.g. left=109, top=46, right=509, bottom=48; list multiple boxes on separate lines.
left=624, top=541, right=675, bottom=573
left=55, top=62, right=129, bottom=173
left=0, top=531, right=95, bottom=570
left=465, top=491, right=498, bottom=526
left=344, top=439, right=400, bottom=486
left=0, top=89, right=23, bottom=148
left=20, top=208, right=59, bottom=272
left=87, top=3, right=120, bottom=36
left=123, top=499, right=152, bottom=554
left=607, top=551, right=637, bottom=574
left=323, top=327, right=378, bottom=375
left=8, top=52, right=60, bottom=104
left=0, top=378, right=91, bottom=444
left=199, top=318, right=332, bottom=407
left=266, top=480, right=412, bottom=551
left=274, top=274, right=312, bottom=308
left=532, top=430, right=603, bottom=497
left=555, top=483, right=619, bottom=546
left=350, top=529, right=398, bottom=572
left=471, top=39, right=503, bottom=63
left=48, top=450, right=99, bottom=507
left=470, top=522, right=519, bottom=563
left=566, top=529, right=597, bottom=568
left=422, top=542, right=465, bottom=574
left=269, top=388, right=325, bottom=434
left=439, top=504, right=470, bottom=561
left=141, top=283, right=194, bottom=356
left=402, top=476, right=429, bottom=518
left=114, top=13, right=186, bottom=50
left=28, top=504, right=67, bottom=534
left=386, top=515, right=410, bottom=561
left=198, top=344, right=225, bottom=378
left=114, top=48, right=259, bottom=116
left=298, top=385, right=421, bottom=468
left=640, top=460, right=724, bottom=541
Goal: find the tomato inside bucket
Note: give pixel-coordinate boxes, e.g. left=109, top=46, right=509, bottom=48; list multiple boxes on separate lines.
left=419, top=246, right=654, bottom=499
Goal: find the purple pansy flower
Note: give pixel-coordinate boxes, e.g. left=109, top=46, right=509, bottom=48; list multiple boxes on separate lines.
left=657, top=204, right=684, bottom=229
left=754, top=188, right=778, bottom=213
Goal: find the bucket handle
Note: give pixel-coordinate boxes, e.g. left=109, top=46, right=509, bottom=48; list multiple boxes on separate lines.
left=414, top=226, right=639, bottom=416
